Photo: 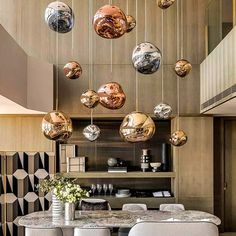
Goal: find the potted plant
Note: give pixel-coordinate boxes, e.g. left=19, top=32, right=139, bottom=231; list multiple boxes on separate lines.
left=36, top=174, right=73, bottom=217
left=55, top=183, right=90, bottom=221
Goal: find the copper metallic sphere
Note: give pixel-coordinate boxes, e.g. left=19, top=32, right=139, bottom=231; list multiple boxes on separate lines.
left=119, top=111, right=156, bottom=143
left=83, top=124, right=101, bottom=142
left=132, top=42, right=162, bottom=74
left=42, top=111, right=72, bottom=141
left=157, top=0, right=175, bottom=9
left=97, top=82, right=126, bottom=110
left=63, top=61, right=82, bottom=79
left=174, top=59, right=192, bottom=77
left=126, top=15, right=136, bottom=33
left=45, top=1, right=74, bottom=33
left=80, top=90, right=99, bottom=109
left=93, top=5, right=127, bottom=39
left=154, top=103, right=172, bottom=119
left=169, top=130, right=187, bottom=146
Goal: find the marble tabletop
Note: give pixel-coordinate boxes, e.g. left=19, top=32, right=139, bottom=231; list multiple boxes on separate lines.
left=19, top=210, right=221, bottom=229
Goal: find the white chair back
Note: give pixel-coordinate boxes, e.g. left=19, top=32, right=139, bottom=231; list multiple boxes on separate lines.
left=122, top=204, right=147, bottom=211
left=159, top=203, right=185, bottom=211
left=74, top=228, right=111, bottom=236
left=128, top=222, right=219, bottom=236
left=25, top=227, right=63, bottom=236
left=80, top=198, right=111, bottom=210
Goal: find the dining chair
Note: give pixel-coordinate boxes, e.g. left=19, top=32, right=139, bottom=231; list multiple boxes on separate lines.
left=79, top=198, right=111, bottom=210
left=74, top=227, right=111, bottom=236
left=159, top=203, right=185, bottom=211
left=128, top=221, right=219, bottom=236
left=118, top=203, right=147, bottom=236
left=25, top=227, right=63, bottom=236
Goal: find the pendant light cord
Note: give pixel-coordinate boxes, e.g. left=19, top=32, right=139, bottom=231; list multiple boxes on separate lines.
left=88, top=0, right=93, bottom=90
left=135, top=0, right=139, bottom=111
left=110, top=0, right=113, bottom=79
left=55, top=0, right=59, bottom=111
left=161, top=10, right=164, bottom=103
left=144, top=0, right=147, bottom=42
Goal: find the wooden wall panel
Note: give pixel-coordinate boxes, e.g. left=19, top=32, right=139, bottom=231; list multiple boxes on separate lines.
left=0, top=0, right=206, bottom=116
left=172, top=117, right=214, bottom=213
left=0, top=116, right=54, bottom=152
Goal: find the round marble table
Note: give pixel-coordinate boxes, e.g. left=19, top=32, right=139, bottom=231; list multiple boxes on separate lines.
left=19, top=210, right=221, bottom=229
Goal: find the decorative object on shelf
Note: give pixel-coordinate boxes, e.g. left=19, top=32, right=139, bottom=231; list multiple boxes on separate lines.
left=83, top=124, right=101, bottom=141
left=107, top=158, right=118, bottom=167
left=150, top=162, right=161, bottom=172
left=36, top=175, right=72, bottom=219
left=55, top=183, right=89, bottom=221
left=120, top=111, right=155, bottom=142
left=97, top=82, right=126, bottom=110
left=45, top=1, right=74, bottom=33
left=126, top=15, right=136, bottom=33
left=169, top=130, right=188, bottom=146
left=42, top=111, right=72, bottom=141
left=132, top=42, right=162, bottom=74
left=116, top=189, right=131, bottom=198
left=140, top=149, right=151, bottom=172
left=60, top=144, right=76, bottom=172
left=174, top=59, right=192, bottom=77
left=63, top=61, right=82, bottom=79
left=93, top=5, right=127, bottom=39
left=67, top=157, right=86, bottom=173
left=154, top=103, right=172, bottom=119
left=157, top=0, right=175, bottom=9
left=80, top=90, right=100, bottom=109
left=161, top=143, right=170, bottom=171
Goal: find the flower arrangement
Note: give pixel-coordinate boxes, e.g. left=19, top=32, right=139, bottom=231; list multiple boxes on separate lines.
left=55, top=183, right=90, bottom=203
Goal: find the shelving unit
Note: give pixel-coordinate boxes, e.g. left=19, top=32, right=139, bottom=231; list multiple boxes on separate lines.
left=62, top=171, right=176, bottom=179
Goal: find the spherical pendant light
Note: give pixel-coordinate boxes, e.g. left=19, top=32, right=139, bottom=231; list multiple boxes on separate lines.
left=120, top=111, right=156, bottom=142
left=97, top=82, right=126, bottom=110
left=83, top=124, right=101, bottom=142
left=63, top=61, right=82, bottom=79
left=126, top=15, right=136, bottom=33
left=169, top=130, right=187, bottom=146
left=42, top=111, right=72, bottom=141
left=154, top=103, right=172, bottom=119
left=157, top=0, right=175, bottom=9
left=80, top=90, right=100, bottom=109
left=174, top=59, right=192, bottom=77
left=93, top=5, right=127, bottom=39
left=132, top=42, right=162, bottom=74
left=45, top=1, right=74, bottom=33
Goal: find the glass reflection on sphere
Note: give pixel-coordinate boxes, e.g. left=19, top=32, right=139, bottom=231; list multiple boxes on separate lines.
left=126, top=15, right=136, bottom=33
left=63, top=61, right=82, bottom=79
left=132, top=42, right=162, bottom=74
left=97, top=82, right=126, bottom=110
left=45, top=1, right=74, bottom=33
left=42, top=111, right=72, bottom=141
left=169, top=130, right=187, bottom=146
left=93, top=5, right=127, bottom=39
left=119, top=111, right=156, bottom=143
left=83, top=124, right=101, bottom=142
left=157, top=0, right=175, bottom=9
left=154, top=103, right=172, bottom=119
left=80, top=90, right=100, bottom=109
left=174, top=59, right=192, bottom=77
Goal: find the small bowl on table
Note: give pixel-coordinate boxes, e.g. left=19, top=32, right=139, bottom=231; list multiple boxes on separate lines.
left=150, top=162, right=161, bottom=172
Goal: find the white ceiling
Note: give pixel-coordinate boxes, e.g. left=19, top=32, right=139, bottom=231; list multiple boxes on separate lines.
left=204, top=97, right=236, bottom=116
left=0, top=95, right=45, bottom=114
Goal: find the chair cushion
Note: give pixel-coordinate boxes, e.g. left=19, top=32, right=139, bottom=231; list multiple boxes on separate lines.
left=80, top=200, right=109, bottom=210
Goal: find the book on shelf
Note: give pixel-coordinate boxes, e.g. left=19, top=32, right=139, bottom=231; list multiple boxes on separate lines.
left=108, top=166, right=127, bottom=173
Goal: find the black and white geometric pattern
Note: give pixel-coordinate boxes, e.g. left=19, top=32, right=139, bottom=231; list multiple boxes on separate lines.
left=0, top=152, right=55, bottom=236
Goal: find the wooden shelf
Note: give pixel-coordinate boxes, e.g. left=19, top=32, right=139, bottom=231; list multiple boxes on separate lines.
left=62, top=171, right=176, bottom=179
left=90, top=196, right=176, bottom=209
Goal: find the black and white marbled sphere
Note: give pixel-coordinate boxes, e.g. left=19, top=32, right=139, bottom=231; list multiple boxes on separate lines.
left=132, top=42, right=162, bottom=74
left=45, top=1, right=74, bottom=33
left=83, top=124, right=101, bottom=142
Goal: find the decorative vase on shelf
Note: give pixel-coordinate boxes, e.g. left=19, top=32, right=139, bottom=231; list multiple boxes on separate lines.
left=65, top=202, right=76, bottom=221
left=52, top=193, right=64, bottom=218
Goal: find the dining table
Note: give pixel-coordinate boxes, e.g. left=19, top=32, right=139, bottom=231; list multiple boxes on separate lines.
left=19, top=210, right=221, bottom=229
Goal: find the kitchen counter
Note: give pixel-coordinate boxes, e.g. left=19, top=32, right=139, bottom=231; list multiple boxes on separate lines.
left=19, top=210, right=221, bottom=228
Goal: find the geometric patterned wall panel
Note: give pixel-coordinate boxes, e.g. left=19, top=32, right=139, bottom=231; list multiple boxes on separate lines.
left=1, top=152, right=55, bottom=236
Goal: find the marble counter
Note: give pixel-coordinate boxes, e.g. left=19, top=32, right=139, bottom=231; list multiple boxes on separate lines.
left=19, top=210, right=221, bottom=229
